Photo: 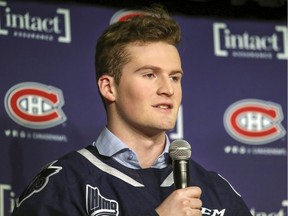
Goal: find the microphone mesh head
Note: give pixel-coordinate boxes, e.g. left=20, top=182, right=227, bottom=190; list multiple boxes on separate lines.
left=169, top=140, right=191, bottom=160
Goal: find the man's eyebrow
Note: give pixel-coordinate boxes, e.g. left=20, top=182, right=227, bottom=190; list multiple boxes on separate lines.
left=135, top=65, right=184, bottom=74
left=135, top=65, right=161, bottom=72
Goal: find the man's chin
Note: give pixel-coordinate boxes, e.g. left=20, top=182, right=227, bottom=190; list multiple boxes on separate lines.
left=159, top=123, right=176, bottom=132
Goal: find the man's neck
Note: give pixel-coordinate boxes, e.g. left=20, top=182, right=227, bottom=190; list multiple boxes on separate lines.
left=132, top=137, right=166, bottom=168
left=107, top=124, right=167, bottom=168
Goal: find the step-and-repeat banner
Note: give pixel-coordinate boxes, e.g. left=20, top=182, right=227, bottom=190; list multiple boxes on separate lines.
left=0, top=1, right=287, bottom=215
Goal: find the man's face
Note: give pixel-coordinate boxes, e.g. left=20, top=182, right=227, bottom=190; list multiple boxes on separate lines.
left=113, top=42, right=183, bottom=135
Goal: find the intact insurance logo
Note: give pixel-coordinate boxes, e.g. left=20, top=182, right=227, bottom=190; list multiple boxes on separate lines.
left=213, top=22, right=287, bottom=60
left=223, top=99, right=286, bottom=156
left=0, top=1, right=71, bottom=43
left=5, top=82, right=67, bottom=129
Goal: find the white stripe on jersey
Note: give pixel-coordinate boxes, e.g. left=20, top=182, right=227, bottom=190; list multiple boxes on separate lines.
left=218, top=174, right=242, bottom=197
left=78, top=148, right=144, bottom=187
left=160, top=171, right=174, bottom=187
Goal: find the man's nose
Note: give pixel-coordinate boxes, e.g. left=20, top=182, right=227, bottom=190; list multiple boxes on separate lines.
left=157, top=77, right=174, bottom=96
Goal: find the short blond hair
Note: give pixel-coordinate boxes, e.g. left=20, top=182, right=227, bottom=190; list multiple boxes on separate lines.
left=95, top=4, right=181, bottom=85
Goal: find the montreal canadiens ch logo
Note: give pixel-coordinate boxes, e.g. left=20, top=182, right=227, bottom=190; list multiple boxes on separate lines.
left=110, top=9, right=147, bottom=25
left=5, top=82, right=67, bottom=129
left=224, top=99, right=286, bottom=145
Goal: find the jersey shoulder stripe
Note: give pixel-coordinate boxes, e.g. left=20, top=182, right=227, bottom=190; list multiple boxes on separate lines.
left=78, top=148, right=144, bottom=187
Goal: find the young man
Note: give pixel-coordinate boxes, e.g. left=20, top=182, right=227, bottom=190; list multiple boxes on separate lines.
left=13, top=4, right=252, bottom=216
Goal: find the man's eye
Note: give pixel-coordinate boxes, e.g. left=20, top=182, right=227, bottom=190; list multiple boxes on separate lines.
left=144, top=73, right=156, bottom=79
left=170, top=76, right=181, bottom=82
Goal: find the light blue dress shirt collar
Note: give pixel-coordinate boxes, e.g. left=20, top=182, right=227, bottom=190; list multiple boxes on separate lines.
left=93, top=127, right=171, bottom=169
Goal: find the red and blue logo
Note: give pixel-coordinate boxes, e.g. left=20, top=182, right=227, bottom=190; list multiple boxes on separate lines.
left=110, top=9, right=147, bottom=25
left=224, top=99, right=286, bottom=145
left=5, top=82, right=67, bottom=129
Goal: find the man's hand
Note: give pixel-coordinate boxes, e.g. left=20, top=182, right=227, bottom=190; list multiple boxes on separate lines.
left=155, top=186, right=202, bottom=216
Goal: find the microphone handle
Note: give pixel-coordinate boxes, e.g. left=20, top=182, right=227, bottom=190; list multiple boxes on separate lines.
left=173, top=160, right=189, bottom=189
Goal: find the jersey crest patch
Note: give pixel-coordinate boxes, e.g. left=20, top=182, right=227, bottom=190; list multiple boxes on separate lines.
left=16, top=160, right=62, bottom=207
left=86, top=184, right=119, bottom=216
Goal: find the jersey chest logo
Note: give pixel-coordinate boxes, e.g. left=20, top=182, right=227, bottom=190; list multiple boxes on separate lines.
left=86, top=185, right=119, bottom=216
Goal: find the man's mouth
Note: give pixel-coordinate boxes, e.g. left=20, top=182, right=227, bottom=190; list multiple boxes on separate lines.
left=154, top=104, right=173, bottom=109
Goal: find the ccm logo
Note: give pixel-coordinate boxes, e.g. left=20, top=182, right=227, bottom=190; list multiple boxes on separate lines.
left=5, top=82, right=66, bottom=129
left=224, top=99, right=286, bottom=145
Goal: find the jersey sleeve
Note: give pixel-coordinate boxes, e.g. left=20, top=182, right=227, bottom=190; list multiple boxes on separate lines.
left=12, top=159, right=88, bottom=216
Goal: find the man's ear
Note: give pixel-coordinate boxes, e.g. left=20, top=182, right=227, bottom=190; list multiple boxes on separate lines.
left=98, top=75, right=116, bottom=102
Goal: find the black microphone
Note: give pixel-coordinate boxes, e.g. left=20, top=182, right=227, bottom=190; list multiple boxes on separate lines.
left=169, top=140, right=191, bottom=189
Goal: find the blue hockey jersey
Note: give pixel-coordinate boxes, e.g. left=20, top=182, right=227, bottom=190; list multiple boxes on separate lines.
left=12, top=145, right=252, bottom=216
